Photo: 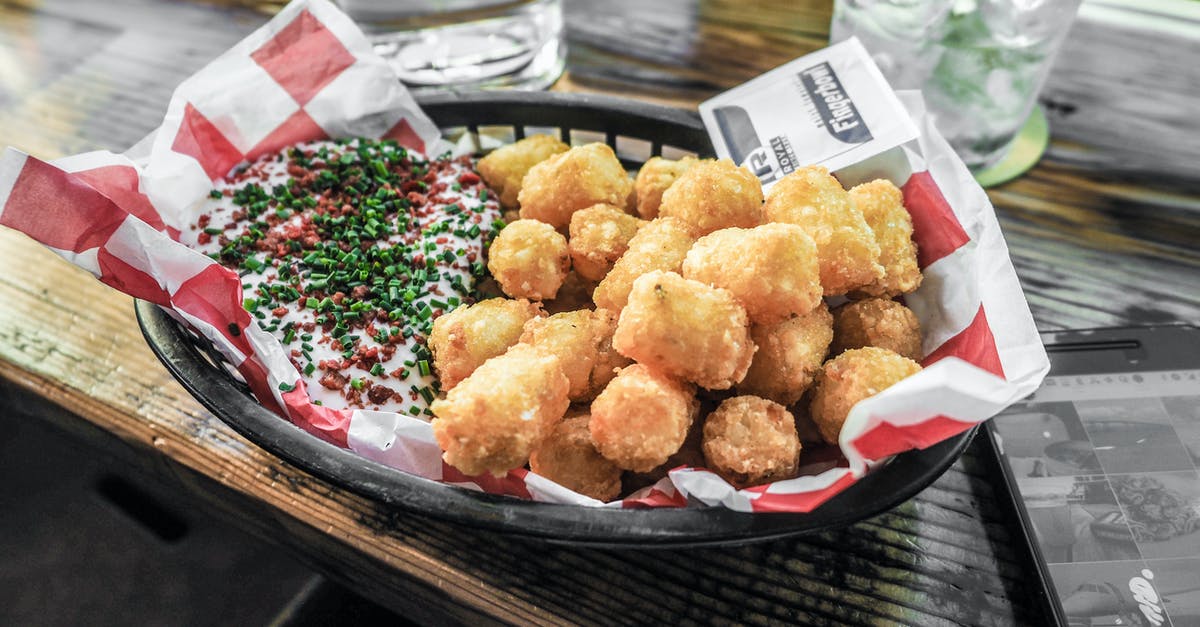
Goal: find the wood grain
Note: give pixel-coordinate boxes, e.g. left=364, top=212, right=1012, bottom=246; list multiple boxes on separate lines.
left=1, top=0, right=1198, bottom=625
left=0, top=229, right=1040, bottom=625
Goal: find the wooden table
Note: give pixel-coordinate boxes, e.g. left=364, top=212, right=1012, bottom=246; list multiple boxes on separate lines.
left=2, top=0, right=1197, bottom=624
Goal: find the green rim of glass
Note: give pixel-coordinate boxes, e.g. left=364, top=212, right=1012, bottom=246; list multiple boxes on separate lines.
left=972, top=105, right=1049, bottom=188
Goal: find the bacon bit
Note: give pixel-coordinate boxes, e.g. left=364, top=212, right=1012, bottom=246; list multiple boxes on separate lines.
left=350, top=285, right=370, bottom=300
left=291, top=349, right=302, bottom=358
left=458, top=172, right=480, bottom=185
left=287, top=164, right=309, bottom=178
left=331, top=291, right=346, bottom=305
left=302, top=322, right=316, bottom=332
left=272, top=307, right=288, bottom=318
left=407, top=191, right=427, bottom=206
left=198, top=214, right=211, bottom=228
left=367, top=385, right=394, bottom=405
left=197, top=232, right=212, bottom=245
left=319, top=371, right=346, bottom=390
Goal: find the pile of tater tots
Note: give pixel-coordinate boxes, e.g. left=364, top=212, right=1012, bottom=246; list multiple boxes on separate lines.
left=428, top=135, right=927, bottom=501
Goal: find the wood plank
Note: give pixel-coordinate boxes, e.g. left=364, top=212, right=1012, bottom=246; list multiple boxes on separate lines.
left=0, top=227, right=1037, bottom=624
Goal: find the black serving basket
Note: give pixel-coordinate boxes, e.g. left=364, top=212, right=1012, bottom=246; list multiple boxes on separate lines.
left=136, top=91, right=975, bottom=548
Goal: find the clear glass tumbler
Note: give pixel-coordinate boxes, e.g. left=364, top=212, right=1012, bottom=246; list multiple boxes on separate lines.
left=338, top=0, right=566, bottom=92
left=831, top=0, right=1082, bottom=169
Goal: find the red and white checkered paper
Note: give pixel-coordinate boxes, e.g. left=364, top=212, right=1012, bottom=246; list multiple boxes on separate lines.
left=0, top=0, right=1047, bottom=514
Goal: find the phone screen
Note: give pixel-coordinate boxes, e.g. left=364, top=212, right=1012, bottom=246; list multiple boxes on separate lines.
left=993, top=368, right=1200, bottom=627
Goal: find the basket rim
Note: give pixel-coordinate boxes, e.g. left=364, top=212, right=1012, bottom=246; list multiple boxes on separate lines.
left=136, top=90, right=974, bottom=547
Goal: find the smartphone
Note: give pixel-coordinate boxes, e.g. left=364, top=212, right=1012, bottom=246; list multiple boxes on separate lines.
left=984, top=325, right=1200, bottom=627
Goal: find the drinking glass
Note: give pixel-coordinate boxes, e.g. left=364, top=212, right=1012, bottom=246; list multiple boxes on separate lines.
left=338, top=0, right=566, bottom=92
left=831, top=0, right=1082, bottom=172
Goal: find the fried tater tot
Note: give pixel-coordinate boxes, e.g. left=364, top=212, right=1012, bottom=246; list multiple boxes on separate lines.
left=429, top=297, right=543, bottom=390
left=789, top=400, right=827, bottom=446
left=634, top=155, right=697, bottom=219
left=763, top=166, right=884, bottom=296
left=520, top=308, right=631, bottom=402
left=850, top=179, right=922, bottom=298
left=567, top=203, right=645, bottom=282
left=477, top=134, right=569, bottom=209
left=529, top=413, right=623, bottom=502
left=622, top=413, right=706, bottom=493
left=612, top=271, right=755, bottom=390
left=624, top=174, right=639, bottom=214
left=518, top=143, right=633, bottom=230
left=658, top=158, right=764, bottom=236
left=592, top=217, right=695, bottom=312
left=542, top=270, right=596, bottom=315
left=487, top=219, right=570, bottom=300
left=809, top=346, right=922, bottom=444
left=831, top=298, right=923, bottom=361
left=589, top=364, right=699, bottom=472
left=737, top=302, right=833, bottom=406
left=589, top=310, right=631, bottom=400
left=431, top=344, right=570, bottom=476
left=702, top=396, right=802, bottom=489
left=682, top=224, right=822, bottom=324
